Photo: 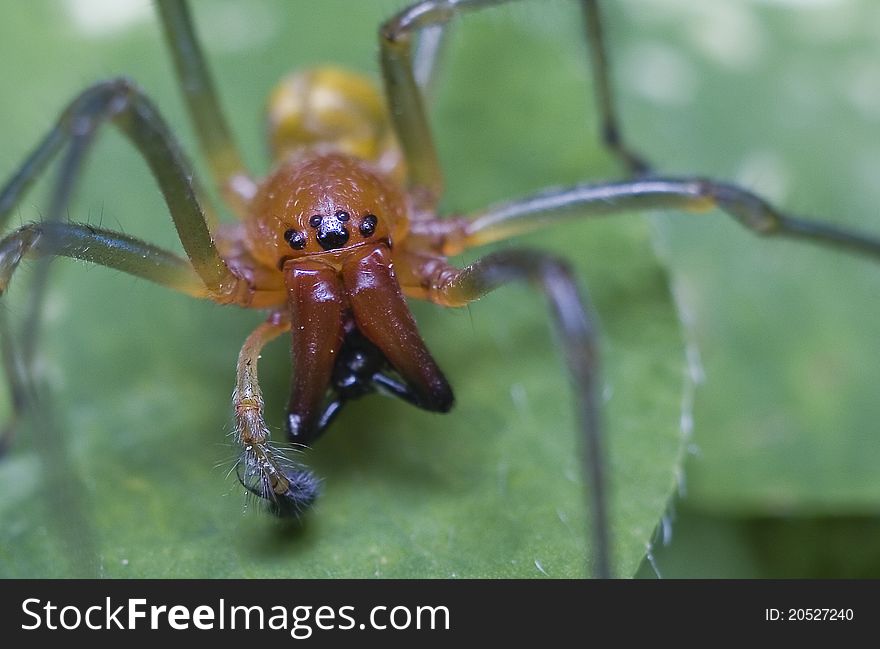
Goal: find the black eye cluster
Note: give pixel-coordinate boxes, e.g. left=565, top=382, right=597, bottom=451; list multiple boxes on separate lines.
left=283, top=228, right=307, bottom=250
left=360, top=214, right=377, bottom=237
left=284, top=211, right=379, bottom=251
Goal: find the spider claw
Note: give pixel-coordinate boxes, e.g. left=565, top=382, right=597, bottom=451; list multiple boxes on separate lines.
left=237, top=450, right=321, bottom=517
left=264, top=467, right=321, bottom=517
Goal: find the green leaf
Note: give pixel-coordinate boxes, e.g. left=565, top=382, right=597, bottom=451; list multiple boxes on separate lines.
left=0, top=1, right=686, bottom=578
left=635, top=508, right=880, bottom=578
left=604, top=0, right=880, bottom=515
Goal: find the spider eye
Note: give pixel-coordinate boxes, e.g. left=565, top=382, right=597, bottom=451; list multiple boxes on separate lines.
left=360, top=214, right=378, bottom=237
left=308, top=214, right=322, bottom=228
left=335, top=210, right=350, bottom=222
left=284, top=228, right=306, bottom=250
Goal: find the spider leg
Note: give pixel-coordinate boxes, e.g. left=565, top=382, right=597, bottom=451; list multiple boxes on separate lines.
left=380, top=4, right=446, bottom=210
left=0, top=78, right=251, bottom=301
left=17, top=138, right=94, bottom=373
left=0, top=229, right=194, bottom=573
left=403, top=173, right=880, bottom=577
left=0, top=308, right=33, bottom=455
left=401, top=249, right=608, bottom=578
left=413, top=23, right=450, bottom=103
left=0, top=222, right=207, bottom=297
left=0, top=78, right=261, bottom=448
left=0, top=221, right=208, bottom=451
left=0, top=304, right=100, bottom=575
left=581, top=0, right=651, bottom=175
left=432, top=177, right=880, bottom=261
left=381, top=0, right=650, bottom=210
left=156, top=0, right=256, bottom=214
left=234, top=316, right=319, bottom=517
left=0, top=84, right=211, bottom=382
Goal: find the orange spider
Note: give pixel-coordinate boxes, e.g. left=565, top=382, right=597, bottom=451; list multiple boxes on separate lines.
left=3, top=0, right=880, bottom=579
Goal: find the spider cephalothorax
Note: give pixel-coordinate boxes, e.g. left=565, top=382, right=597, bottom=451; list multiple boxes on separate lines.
left=246, top=153, right=404, bottom=264
left=234, top=147, right=454, bottom=440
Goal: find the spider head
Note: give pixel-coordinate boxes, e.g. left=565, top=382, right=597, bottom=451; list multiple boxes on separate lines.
left=246, top=152, right=405, bottom=268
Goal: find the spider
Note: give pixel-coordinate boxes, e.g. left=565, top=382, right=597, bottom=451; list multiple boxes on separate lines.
left=1, top=0, right=879, bottom=579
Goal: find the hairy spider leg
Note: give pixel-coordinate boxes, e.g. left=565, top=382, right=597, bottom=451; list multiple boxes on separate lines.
left=380, top=0, right=651, bottom=214
left=0, top=62, right=233, bottom=374
left=2, top=120, right=89, bottom=372
left=381, top=0, right=656, bottom=580
left=156, top=0, right=257, bottom=214
left=396, top=176, right=880, bottom=578
left=385, top=0, right=880, bottom=580
left=0, top=308, right=98, bottom=576
left=0, top=236, right=202, bottom=452
left=380, top=4, right=445, bottom=212
left=0, top=79, right=220, bottom=578
left=0, top=223, right=206, bottom=296
left=0, top=78, right=269, bottom=448
left=412, top=22, right=450, bottom=102
left=396, top=249, right=607, bottom=578
left=0, top=106, right=96, bottom=450
left=379, top=0, right=655, bottom=578
left=401, top=174, right=880, bottom=578
left=0, top=86, right=185, bottom=569
left=0, top=309, right=31, bottom=454
left=431, top=178, right=880, bottom=261
left=0, top=79, right=252, bottom=296
left=580, top=0, right=651, bottom=175
left=234, top=316, right=320, bottom=516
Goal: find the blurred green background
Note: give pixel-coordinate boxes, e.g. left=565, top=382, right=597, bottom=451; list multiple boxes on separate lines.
left=0, top=0, right=878, bottom=578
